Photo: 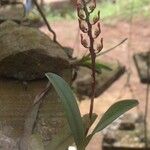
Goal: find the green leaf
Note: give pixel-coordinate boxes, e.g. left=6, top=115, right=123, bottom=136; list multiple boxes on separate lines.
left=45, top=114, right=97, bottom=150
left=45, top=73, right=85, bottom=149
left=95, top=62, right=112, bottom=71
left=81, top=60, right=112, bottom=73
left=84, top=100, right=138, bottom=145
left=92, top=99, right=138, bottom=134
left=85, top=134, right=93, bottom=147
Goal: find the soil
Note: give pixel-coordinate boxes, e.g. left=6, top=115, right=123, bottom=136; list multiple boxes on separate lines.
left=39, top=17, right=150, bottom=150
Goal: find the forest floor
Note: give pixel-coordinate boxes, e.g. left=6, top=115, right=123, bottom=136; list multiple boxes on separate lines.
left=40, top=17, right=150, bottom=150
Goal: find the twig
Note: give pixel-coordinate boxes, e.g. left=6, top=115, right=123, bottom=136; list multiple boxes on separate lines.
left=118, top=0, right=135, bottom=103
left=32, top=0, right=57, bottom=43
left=144, top=79, right=149, bottom=148
left=32, top=0, right=71, bottom=53
left=144, top=52, right=150, bottom=148
left=117, top=72, right=135, bottom=100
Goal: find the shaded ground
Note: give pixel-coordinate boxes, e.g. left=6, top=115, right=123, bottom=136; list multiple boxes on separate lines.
left=40, top=18, right=150, bottom=150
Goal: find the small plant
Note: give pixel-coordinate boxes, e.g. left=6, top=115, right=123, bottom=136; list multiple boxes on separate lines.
left=22, top=0, right=138, bottom=149
left=77, top=0, right=103, bottom=121
left=45, top=1, right=138, bottom=150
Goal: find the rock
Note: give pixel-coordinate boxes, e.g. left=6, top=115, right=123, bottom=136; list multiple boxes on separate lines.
left=0, top=20, right=72, bottom=148
left=134, top=51, right=150, bottom=83
left=0, top=21, right=70, bottom=80
left=102, top=113, right=150, bottom=150
left=119, top=122, right=135, bottom=130
left=0, top=132, right=18, bottom=150
left=0, top=66, right=72, bottom=146
left=118, top=114, right=136, bottom=130
left=103, top=133, right=116, bottom=145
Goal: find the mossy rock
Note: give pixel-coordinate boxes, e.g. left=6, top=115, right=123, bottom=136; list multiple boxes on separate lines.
left=0, top=21, right=70, bottom=80
left=0, top=2, right=24, bottom=23
left=0, top=20, right=72, bottom=149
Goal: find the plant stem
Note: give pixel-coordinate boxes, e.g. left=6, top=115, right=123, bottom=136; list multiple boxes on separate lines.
left=33, top=0, right=57, bottom=42
left=33, top=0, right=68, bottom=51
left=88, top=29, right=96, bottom=120
left=82, top=0, right=96, bottom=120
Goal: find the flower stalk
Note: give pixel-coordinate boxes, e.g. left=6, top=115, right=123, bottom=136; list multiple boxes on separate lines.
left=77, top=0, right=103, bottom=121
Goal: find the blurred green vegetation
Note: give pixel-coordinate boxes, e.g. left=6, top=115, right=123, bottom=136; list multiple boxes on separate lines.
left=44, top=5, right=76, bottom=21
left=42, top=0, right=150, bottom=22
left=97, top=0, right=150, bottom=21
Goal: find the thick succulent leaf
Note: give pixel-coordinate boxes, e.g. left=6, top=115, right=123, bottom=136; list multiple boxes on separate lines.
left=46, top=73, right=85, bottom=149
left=45, top=114, right=97, bottom=150
left=92, top=99, right=138, bottom=134
left=84, top=100, right=138, bottom=146
left=85, top=134, right=93, bottom=147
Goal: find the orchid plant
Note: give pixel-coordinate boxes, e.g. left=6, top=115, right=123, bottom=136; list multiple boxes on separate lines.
left=21, top=0, right=138, bottom=149
left=45, top=0, right=138, bottom=149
